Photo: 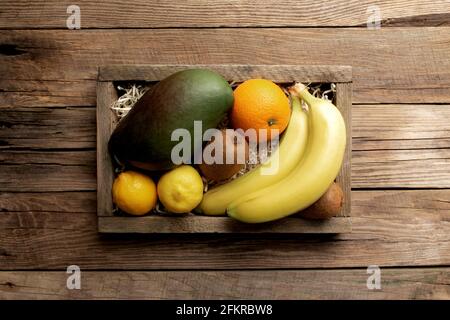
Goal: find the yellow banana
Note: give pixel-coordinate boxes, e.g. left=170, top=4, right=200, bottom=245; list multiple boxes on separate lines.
left=197, top=96, right=308, bottom=215
left=227, top=83, right=346, bottom=223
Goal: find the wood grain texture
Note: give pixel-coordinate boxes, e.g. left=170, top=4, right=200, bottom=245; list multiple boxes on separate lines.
left=0, top=0, right=449, bottom=28
left=0, top=268, right=449, bottom=299
left=99, top=65, right=352, bottom=82
left=0, top=190, right=449, bottom=269
left=0, top=150, right=96, bottom=166
left=0, top=107, right=96, bottom=149
left=0, top=150, right=96, bottom=192
left=335, top=83, right=352, bottom=215
left=0, top=164, right=95, bottom=192
left=1, top=28, right=450, bottom=103
left=0, top=80, right=96, bottom=108
left=98, top=216, right=352, bottom=234
left=96, top=82, right=117, bottom=217
left=353, top=148, right=450, bottom=188
left=353, top=105, right=450, bottom=151
left=0, top=192, right=96, bottom=213
left=1, top=104, right=448, bottom=190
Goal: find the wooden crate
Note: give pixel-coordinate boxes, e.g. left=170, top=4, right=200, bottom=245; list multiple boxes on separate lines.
left=96, top=65, right=352, bottom=233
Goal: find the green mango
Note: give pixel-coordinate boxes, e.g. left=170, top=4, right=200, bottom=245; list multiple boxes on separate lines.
left=108, top=69, right=234, bottom=170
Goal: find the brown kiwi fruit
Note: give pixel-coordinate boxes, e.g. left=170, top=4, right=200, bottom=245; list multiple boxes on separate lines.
left=300, top=182, right=344, bottom=219
left=199, top=129, right=249, bottom=182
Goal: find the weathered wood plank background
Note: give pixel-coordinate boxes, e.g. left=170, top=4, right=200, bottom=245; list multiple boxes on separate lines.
left=0, top=0, right=449, bottom=299
left=1, top=0, right=450, bottom=28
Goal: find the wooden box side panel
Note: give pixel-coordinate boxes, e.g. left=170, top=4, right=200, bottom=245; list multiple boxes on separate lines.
left=335, top=82, right=352, bottom=218
left=96, top=65, right=352, bottom=232
left=99, top=64, right=352, bottom=83
left=96, top=81, right=118, bottom=217
left=99, top=216, right=351, bottom=234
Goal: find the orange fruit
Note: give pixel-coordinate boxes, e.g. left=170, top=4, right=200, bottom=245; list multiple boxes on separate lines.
left=231, top=79, right=291, bottom=142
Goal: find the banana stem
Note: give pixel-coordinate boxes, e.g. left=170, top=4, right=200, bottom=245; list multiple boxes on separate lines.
left=289, top=82, right=317, bottom=107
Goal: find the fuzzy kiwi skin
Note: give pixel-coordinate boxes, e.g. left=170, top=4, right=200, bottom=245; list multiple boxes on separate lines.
left=299, top=182, right=344, bottom=219
left=198, top=129, right=249, bottom=182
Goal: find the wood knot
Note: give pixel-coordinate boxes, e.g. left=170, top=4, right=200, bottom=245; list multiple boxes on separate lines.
left=0, top=44, right=27, bottom=56
left=2, top=281, right=15, bottom=288
left=0, top=248, right=13, bottom=257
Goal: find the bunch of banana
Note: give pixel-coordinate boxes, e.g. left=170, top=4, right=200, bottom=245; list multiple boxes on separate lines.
left=227, top=83, right=346, bottom=223
left=197, top=96, right=309, bottom=215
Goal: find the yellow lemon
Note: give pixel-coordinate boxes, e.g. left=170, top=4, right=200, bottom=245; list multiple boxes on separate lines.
left=157, top=165, right=204, bottom=213
left=112, top=171, right=157, bottom=216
